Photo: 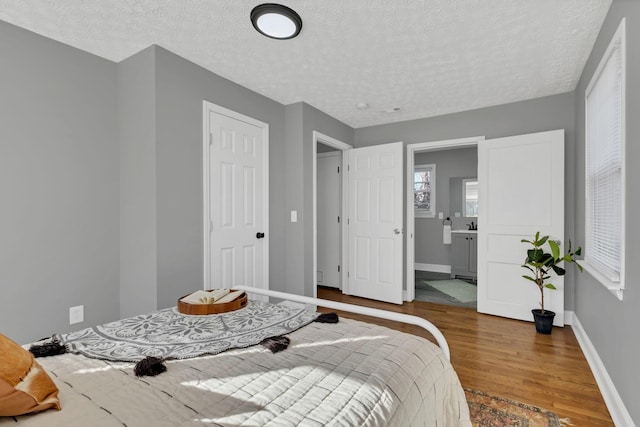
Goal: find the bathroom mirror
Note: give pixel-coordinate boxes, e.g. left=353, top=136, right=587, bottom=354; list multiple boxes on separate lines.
left=449, top=177, right=478, bottom=218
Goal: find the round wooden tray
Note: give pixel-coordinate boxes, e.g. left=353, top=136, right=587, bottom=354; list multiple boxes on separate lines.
left=177, top=290, right=248, bottom=315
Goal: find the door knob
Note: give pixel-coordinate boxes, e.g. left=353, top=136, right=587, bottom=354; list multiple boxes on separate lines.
left=393, top=228, right=403, bottom=235
left=256, top=232, right=265, bottom=239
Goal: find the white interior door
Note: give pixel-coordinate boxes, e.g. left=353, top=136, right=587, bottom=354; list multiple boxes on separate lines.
left=204, top=103, right=268, bottom=294
left=317, top=152, right=341, bottom=288
left=347, top=142, right=403, bottom=304
left=478, top=129, right=565, bottom=325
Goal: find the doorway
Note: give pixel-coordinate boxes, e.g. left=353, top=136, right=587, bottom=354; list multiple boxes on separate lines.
left=405, top=136, right=484, bottom=304
left=312, top=131, right=352, bottom=299
left=316, top=148, right=342, bottom=290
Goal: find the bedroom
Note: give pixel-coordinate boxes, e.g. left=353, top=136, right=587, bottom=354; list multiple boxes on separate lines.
left=0, top=1, right=638, bottom=425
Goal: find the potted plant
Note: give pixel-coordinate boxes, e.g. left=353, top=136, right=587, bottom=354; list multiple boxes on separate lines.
left=521, top=232, right=582, bottom=334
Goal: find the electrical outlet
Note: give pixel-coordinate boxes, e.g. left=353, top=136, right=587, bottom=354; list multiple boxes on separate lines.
left=69, top=305, right=84, bottom=325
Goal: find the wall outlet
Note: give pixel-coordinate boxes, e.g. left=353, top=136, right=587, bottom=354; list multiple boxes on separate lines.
left=69, top=305, right=84, bottom=325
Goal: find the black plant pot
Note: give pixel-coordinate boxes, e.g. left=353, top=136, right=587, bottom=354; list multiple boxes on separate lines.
left=532, top=309, right=555, bottom=334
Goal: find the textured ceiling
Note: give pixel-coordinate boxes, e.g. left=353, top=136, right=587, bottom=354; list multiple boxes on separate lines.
left=0, top=0, right=611, bottom=128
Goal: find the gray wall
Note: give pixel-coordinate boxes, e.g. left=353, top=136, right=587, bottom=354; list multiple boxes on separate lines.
left=152, top=46, right=289, bottom=309
left=414, top=147, right=477, bottom=266
left=0, top=21, right=120, bottom=343
left=574, top=0, right=640, bottom=422
left=355, top=92, right=577, bottom=308
left=118, top=46, right=158, bottom=318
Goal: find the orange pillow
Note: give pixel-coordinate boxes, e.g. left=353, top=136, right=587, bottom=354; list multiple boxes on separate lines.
left=0, top=333, right=61, bottom=416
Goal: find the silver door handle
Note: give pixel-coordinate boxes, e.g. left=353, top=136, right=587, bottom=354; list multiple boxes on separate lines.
left=394, top=228, right=403, bottom=235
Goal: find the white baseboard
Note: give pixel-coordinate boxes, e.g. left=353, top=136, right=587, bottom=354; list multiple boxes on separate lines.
left=415, top=263, right=451, bottom=274
left=564, top=310, right=574, bottom=325
left=571, top=314, right=635, bottom=427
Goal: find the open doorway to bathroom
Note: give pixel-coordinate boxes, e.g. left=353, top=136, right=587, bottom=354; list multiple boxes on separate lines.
left=406, top=137, right=482, bottom=309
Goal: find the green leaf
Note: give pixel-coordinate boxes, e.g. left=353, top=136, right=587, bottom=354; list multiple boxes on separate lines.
left=575, top=247, right=582, bottom=256
left=522, top=275, right=537, bottom=283
left=528, top=249, right=544, bottom=262
left=538, top=253, right=554, bottom=267
left=537, top=235, right=549, bottom=246
left=548, top=239, right=560, bottom=259
left=545, top=283, right=557, bottom=290
left=522, top=265, right=535, bottom=273
left=551, top=265, right=566, bottom=276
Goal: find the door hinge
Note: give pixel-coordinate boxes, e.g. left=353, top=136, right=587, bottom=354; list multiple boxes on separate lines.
left=337, top=216, right=340, bottom=223
left=210, top=220, right=213, bottom=233
left=337, top=166, right=340, bottom=173
left=338, top=265, right=341, bottom=272
left=209, top=134, right=213, bottom=145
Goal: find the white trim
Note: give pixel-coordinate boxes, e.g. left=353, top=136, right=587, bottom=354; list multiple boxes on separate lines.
left=405, top=136, right=485, bottom=302
left=202, top=101, right=270, bottom=291
left=572, top=314, right=636, bottom=427
left=236, top=285, right=451, bottom=361
left=584, top=18, right=626, bottom=300
left=312, top=131, right=352, bottom=299
left=564, top=310, right=574, bottom=325
left=415, top=263, right=451, bottom=274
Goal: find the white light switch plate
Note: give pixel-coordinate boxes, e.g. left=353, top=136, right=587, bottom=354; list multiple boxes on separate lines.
left=69, top=305, right=84, bottom=325
left=291, top=210, right=297, bottom=222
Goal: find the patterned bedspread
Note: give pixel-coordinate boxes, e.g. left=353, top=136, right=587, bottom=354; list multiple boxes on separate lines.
left=5, top=317, right=471, bottom=426
left=55, top=301, right=317, bottom=361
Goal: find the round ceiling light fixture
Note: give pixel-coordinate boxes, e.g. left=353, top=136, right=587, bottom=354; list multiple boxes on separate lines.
left=251, top=4, right=302, bottom=40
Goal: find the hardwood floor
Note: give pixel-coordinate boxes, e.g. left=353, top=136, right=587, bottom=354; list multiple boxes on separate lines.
left=317, top=287, right=614, bottom=426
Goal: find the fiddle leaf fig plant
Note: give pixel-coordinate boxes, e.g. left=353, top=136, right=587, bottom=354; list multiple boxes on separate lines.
left=521, top=232, right=583, bottom=314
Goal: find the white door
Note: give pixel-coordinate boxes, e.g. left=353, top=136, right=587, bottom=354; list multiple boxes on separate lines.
left=204, top=103, right=268, bottom=294
left=317, top=152, right=341, bottom=288
left=478, top=129, right=565, bottom=325
left=347, top=142, right=404, bottom=304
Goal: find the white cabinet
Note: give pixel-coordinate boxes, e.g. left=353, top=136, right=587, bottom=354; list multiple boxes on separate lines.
left=451, top=232, right=477, bottom=279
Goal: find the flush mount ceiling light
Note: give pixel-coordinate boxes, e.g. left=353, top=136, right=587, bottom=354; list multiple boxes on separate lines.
left=251, top=3, right=302, bottom=40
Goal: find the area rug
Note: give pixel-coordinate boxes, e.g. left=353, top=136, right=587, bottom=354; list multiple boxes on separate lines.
left=425, top=279, right=477, bottom=303
left=465, top=388, right=572, bottom=427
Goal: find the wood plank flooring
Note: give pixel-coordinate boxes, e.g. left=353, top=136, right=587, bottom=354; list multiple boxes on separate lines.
left=317, top=287, right=614, bottom=426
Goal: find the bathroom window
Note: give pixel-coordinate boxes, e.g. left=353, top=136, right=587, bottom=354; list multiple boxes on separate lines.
left=463, top=179, right=478, bottom=217
left=584, top=18, right=626, bottom=299
left=414, top=164, right=435, bottom=217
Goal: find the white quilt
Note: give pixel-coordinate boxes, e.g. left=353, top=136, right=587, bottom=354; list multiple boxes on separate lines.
left=4, top=318, right=471, bottom=426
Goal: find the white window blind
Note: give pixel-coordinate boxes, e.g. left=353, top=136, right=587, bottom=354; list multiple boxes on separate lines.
left=585, top=18, right=625, bottom=293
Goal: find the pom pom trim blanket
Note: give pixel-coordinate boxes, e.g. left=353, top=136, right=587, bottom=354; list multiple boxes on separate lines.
left=55, top=301, right=317, bottom=362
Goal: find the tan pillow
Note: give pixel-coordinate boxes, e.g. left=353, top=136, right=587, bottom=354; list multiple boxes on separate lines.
left=0, top=333, right=61, bottom=416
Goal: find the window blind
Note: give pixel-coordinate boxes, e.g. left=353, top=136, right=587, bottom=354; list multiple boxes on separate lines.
left=585, top=24, right=624, bottom=285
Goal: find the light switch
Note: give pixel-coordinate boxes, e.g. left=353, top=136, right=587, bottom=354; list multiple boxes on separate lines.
left=438, top=212, right=443, bottom=219
left=291, top=210, right=297, bottom=222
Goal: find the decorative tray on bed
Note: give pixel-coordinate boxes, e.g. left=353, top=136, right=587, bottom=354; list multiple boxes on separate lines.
left=177, top=289, right=248, bottom=315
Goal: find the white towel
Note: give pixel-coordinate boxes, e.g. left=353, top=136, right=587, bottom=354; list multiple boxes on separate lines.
left=443, top=225, right=452, bottom=245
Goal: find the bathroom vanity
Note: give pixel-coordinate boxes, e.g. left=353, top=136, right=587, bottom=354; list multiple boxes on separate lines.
left=450, top=230, right=477, bottom=280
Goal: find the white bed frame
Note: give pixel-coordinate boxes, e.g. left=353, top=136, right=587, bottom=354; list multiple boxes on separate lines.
left=236, top=286, right=451, bottom=361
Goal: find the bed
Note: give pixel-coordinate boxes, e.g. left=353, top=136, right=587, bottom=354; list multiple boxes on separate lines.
left=1, top=287, right=471, bottom=426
